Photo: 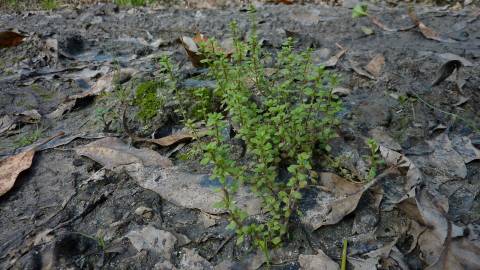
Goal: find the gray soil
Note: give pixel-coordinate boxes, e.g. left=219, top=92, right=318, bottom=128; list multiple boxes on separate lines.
left=1, top=1, right=480, bottom=270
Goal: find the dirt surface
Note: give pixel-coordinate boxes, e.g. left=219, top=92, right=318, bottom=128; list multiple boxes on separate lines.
left=1, top=1, right=480, bottom=270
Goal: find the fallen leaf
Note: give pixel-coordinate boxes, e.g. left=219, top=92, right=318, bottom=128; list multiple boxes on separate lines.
left=379, top=145, right=421, bottom=192
left=299, top=249, right=339, bottom=270
left=126, top=225, right=177, bottom=260
left=369, top=16, right=416, bottom=32
left=0, top=149, right=35, bottom=197
left=431, top=60, right=462, bottom=87
left=75, top=137, right=261, bottom=215
left=438, top=53, right=473, bottom=67
left=350, top=60, right=375, bottom=80
left=365, top=54, right=385, bottom=77
left=417, top=133, right=467, bottom=179
left=322, top=44, right=347, bottom=68
left=398, top=187, right=464, bottom=266
left=301, top=173, right=379, bottom=230
left=46, top=68, right=121, bottom=119
left=426, top=237, right=480, bottom=270
left=0, top=31, right=25, bottom=48
left=180, top=36, right=204, bottom=67
left=452, top=136, right=480, bottom=163
left=408, top=6, right=456, bottom=43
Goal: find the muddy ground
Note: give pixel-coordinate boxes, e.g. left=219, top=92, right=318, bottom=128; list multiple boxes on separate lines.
left=1, top=1, right=480, bottom=270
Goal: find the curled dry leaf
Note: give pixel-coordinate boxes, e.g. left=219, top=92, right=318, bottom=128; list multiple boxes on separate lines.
left=0, top=149, right=35, bottom=197
left=431, top=60, right=462, bottom=87
left=408, top=6, right=456, bottom=43
left=180, top=33, right=231, bottom=68
left=322, top=44, right=347, bottom=68
left=350, top=60, right=375, bottom=80
left=298, top=249, right=339, bottom=270
left=0, top=31, right=25, bottom=48
left=75, top=137, right=261, bottom=215
left=180, top=35, right=204, bottom=68
left=369, top=15, right=415, bottom=32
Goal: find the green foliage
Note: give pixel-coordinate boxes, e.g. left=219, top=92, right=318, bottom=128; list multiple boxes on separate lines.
left=134, top=80, right=165, bottom=123
left=41, top=0, right=59, bottom=10
left=352, top=4, right=368, bottom=18
left=114, top=0, right=147, bottom=6
left=14, top=128, right=42, bottom=148
left=365, top=139, right=384, bottom=181
left=190, top=6, right=343, bottom=257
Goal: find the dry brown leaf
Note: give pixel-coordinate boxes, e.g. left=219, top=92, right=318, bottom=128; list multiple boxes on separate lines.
left=369, top=16, right=415, bottom=32
left=398, top=187, right=464, bottom=266
left=180, top=36, right=204, bottom=67
left=322, top=44, right=347, bottom=68
left=365, top=54, right=385, bottom=77
left=302, top=172, right=379, bottom=230
left=0, top=149, right=35, bottom=197
left=350, top=60, right=375, bottom=80
left=0, top=31, right=25, bottom=48
left=408, top=6, right=456, bottom=43
left=148, top=129, right=208, bottom=147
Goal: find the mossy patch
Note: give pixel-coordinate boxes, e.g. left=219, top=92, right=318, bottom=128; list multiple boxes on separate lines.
left=134, top=80, right=166, bottom=123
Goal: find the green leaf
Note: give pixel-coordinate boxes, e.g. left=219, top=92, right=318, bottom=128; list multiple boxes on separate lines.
left=352, top=4, right=368, bottom=18
left=236, top=235, right=245, bottom=245
left=361, top=26, right=374, bottom=35
left=272, top=236, right=282, bottom=246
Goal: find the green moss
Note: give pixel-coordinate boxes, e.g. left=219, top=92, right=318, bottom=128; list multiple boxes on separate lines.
left=134, top=80, right=165, bottom=123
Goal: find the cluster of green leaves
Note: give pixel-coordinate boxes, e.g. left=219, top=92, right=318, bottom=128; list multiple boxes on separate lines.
left=41, top=0, right=59, bottom=10
left=114, top=0, right=147, bottom=7
left=187, top=8, right=343, bottom=258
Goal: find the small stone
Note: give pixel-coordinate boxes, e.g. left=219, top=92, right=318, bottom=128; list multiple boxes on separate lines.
left=135, top=206, right=153, bottom=219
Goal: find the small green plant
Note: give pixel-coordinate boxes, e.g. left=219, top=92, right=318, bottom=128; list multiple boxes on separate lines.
left=14, top=128, right=43, bottom=148
left=41, top=0, right=59, bottom=10
left=352, top=4, right=368, bottom=18
left=114, top=0, right=147, bottom=7
left=364, top=139, right=384, bottom=181
left=187, top=6, right=343, bottom=260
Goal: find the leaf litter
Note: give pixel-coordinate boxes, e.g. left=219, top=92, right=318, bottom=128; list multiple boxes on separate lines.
left=2, top=2, right=480, bottom=269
